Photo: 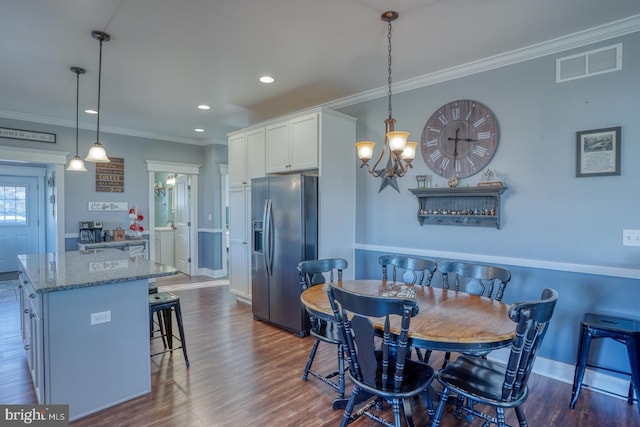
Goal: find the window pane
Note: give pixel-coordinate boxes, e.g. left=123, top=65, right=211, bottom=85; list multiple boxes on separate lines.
left=0, top=185, right=27, bottom=224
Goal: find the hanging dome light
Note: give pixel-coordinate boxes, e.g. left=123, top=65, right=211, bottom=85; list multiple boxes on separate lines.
left=67, top=67, right=87, bottom=171
left=85, top=30, right=111, bottom=163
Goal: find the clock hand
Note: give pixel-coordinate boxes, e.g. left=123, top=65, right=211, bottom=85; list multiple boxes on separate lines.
left=447, top=128, right=477, bottom=158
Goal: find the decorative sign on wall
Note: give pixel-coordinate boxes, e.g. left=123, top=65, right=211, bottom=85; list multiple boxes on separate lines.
left=0, top=126, right=56, bottom=143
left=96, top=157, right=125, bottom=192
left=88, top=202, right=128, bottom=212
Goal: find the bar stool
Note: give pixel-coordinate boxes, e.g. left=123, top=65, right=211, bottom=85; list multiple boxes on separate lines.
left=570, top=313, right=640, bottom=414
left=149, top=292, right=190, bottom=367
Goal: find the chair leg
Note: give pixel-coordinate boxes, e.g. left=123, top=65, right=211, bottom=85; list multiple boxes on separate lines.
left=430, top=387, right=449, bottom=427
left=422, top=388, right=435, bottom=418
left=341, top=387, right=360, bottom=427
left=402, top=399, right=416, bottom=427
left=337, top=343, right=345, bottom=398
left=570, top=324, right=593, bottom=409
left=392, top=399, right=403, bottom=427
left=173, top=302, right=190, bottom=367
left=496, top=407, right=506, bottom=427
left=302, top=338, right=320, bottom=381
left=626, top=334, right=640, bottom=414
left=514, top=405, right=527, bottom=426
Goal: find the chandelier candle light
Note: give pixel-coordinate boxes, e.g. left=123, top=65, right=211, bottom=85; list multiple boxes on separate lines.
left=85, top=30, right=111, bottom=163
left=355, top=11, right=417, bottom=192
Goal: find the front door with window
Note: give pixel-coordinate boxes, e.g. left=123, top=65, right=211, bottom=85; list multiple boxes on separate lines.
left=0, top=176, right=40, bottom=272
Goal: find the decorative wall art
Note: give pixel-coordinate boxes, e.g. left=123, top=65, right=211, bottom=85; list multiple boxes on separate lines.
left=576, top=126, right=621, bottom=177
left=0, top=127, right=56, bottom=143
left=96, top=157, right=125, bottom=192
left=88, top=202, right=128, bottom=212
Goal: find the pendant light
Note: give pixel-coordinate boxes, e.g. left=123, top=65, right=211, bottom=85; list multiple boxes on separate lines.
left=355, top=11, right=416, bottom=192
left=67, top=67, right=88, bottom=171
left=85, top=30, right=111, bottom=163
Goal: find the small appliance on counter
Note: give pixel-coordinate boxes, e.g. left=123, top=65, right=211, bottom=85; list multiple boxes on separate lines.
left=79, top=221, right=103, bottom=244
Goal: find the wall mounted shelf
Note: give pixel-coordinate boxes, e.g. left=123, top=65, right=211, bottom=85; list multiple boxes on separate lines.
left=154, top=187, right=166, bottom=197
left=408, top=185, right=508, bottom=229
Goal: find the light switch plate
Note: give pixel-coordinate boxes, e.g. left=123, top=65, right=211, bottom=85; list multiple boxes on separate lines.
left=622, top=229, right=640, bottom=247
left=91, top=310, right=111, bottom=325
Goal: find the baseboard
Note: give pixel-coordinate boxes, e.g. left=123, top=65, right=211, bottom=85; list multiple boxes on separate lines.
left=196, top=267, right=226, bottom=278
left=488, top=349, right=632, bottom=401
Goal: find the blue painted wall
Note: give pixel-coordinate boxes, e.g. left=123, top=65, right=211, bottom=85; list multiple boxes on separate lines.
left=341, top=32, right=640, bottom=375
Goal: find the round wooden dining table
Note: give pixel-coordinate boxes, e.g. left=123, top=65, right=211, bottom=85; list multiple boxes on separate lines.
left=301, top=279, right=515, bottom=353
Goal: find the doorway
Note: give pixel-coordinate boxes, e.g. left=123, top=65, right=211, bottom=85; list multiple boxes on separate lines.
left=146, top=161, right=199, bottom=276
left=0, top=173, right=43, bottom=272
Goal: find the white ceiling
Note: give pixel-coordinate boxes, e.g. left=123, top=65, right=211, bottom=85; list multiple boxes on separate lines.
left=1, top=0, right=640, bottom=146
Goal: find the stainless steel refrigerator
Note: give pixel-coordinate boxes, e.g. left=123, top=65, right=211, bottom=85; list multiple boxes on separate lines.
left=251, top=174, right=318, bottom=336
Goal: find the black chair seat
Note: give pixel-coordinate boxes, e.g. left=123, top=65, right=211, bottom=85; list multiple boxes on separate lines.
left=352, top=351, right=434, bottom=400
left=437, top=355, right=528, bottom=407
left=310, top=318, right=342, bottom=344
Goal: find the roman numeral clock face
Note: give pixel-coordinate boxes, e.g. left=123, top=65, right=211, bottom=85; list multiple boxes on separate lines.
left=420, top=100, right=499, bottom=179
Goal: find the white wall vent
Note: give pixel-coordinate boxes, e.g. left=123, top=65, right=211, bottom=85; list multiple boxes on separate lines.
left=556, top=43, right=622, bottom=83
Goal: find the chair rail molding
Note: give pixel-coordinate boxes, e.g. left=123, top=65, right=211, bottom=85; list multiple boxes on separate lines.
left=355, top=243, right=640, bottom=280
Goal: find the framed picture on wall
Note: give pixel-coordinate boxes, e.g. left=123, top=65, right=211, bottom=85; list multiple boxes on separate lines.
left=576, top=126, right=621, bottom=177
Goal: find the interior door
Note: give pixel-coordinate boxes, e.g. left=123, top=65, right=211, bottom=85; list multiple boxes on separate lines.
left=0, top=175, right=40, bottom=272
left=174, top=175, right=190, bottom=274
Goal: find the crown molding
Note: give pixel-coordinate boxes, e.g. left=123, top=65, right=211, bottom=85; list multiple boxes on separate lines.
left=0, top=109, right=214, bottom=146
left=2, top=15, right=639, bottom=144
left=324, top=14, right=640, bottom=110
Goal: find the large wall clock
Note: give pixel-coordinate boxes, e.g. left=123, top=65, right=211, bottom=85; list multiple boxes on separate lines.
left=420, top=99, right=499, bottom=179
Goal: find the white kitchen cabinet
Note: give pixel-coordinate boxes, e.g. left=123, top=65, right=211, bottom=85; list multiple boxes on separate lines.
left=228, top=186, right=251, bottom=299
left=265, top=112, right=318, bottom=173
left=18, top=273, right=44, bottom=403
left=154, top=228, right=176, bottom=267
left=229, top=128, right=265, bottom=187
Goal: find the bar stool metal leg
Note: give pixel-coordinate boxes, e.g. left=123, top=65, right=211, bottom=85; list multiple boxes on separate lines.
left=173, top=301, right=189, bottom=367
left=626, top=334, right=640, bottom=413
left=570, top=323, right=593, bottom=409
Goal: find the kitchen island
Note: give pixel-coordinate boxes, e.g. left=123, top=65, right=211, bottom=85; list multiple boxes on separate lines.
left=17, top=249, right=178, bottom=421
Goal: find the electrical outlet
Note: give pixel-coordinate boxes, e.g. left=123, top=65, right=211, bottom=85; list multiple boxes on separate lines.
left=622, top=229, right=640, bottom=247
left=90, top=310, right=111, bottom=325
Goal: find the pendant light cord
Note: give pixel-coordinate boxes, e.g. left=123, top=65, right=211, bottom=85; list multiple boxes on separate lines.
left=75, top=71, right=80, bottom=154
left=96, top=38, right=103, bottom=143
left=387, top=16, right=393, bottom=121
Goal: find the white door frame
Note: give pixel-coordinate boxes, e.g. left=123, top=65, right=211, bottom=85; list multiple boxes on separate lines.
left=0, top=146, right=67, bottom=255
left=146, top=160, right=200, bottom=276
left=219, top=164, right=229, bottom=277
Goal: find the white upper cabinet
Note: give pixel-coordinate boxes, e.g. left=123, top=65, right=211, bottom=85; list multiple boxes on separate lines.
left=229, top=128, right=265, bottom=187
left=246, top=128, right=266, bottom=183
left=266, top=112, right=318, bottom=173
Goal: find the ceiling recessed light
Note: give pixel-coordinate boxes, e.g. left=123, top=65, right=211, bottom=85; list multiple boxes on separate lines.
left=194, top=128, right=205, bottom=133
left=259, top=75, right=275, bottom=84
left=85, top=109, right=98, bottom=115
left=197, top=104, right=210, bottom=110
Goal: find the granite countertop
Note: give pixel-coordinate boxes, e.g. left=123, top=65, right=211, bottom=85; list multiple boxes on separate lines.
left=18, top=249, right=178, bottom=293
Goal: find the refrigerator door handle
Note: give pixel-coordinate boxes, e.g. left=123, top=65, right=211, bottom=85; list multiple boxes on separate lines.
left=263, top=199, right=272, bottom=277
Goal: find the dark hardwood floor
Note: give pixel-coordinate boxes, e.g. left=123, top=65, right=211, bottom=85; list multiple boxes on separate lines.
left=1, top=277, right=639, bottom=426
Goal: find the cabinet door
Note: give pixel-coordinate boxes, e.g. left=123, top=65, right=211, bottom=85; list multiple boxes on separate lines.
left=290, top=113, right=318, bottom=171
left=228, top=186, right=251, bottom=298
left=228, top=133, right=247, bottom=186
left=246, top=128, right=266, bottom=182
left=265, top=121, right=290, bottom=173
